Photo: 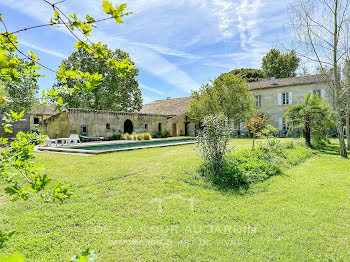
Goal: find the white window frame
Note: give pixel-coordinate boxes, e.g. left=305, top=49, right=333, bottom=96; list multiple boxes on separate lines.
left=255, top=95, right=262, bottom=107
left=282, top=93, right=289, bottom=105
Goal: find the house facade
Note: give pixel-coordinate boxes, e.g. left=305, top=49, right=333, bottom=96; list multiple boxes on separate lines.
left=37, top=74, right=331, bottom=139
left=247, top=74, right=330, bottom=134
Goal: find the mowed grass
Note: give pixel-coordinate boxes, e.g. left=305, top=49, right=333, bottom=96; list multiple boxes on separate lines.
left=0, top=139, right=349, bottom=261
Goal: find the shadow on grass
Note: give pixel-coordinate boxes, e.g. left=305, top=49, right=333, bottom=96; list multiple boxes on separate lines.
left=313, top=142, right=350, bottom=156
left=182, top=169, right=251, bottom=196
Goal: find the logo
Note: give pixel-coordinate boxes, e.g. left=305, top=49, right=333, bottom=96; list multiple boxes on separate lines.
left=150, top=195, right=197, bottom=215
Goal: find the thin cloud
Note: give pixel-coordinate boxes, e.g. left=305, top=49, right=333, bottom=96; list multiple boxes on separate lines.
left=19, top=40, right=67, bottom=59
left=139, top=84, right=165, bottom=95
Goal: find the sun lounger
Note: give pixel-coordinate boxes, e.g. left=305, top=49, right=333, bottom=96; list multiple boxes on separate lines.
left=79, top=135, right=104, bottom=142
left=44, top=136, right=57, bottom=147
left=69, top=134, right=81, bottom=144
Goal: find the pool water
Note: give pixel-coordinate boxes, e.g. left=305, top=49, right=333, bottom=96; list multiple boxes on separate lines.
left=67, top=138, right=195, bottom=151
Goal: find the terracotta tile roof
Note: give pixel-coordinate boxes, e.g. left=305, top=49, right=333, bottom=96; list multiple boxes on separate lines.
left=139, top=75, right=329, bottom=116
left=139, top=97, right=193, bottom=116
left=30, top=104, right=63, bottom=115
left=248, top=74, right=329, bottom=90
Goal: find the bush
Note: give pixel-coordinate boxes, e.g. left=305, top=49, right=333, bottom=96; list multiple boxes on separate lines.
left=137, top=133, right=143, bottom=140
left=196, top=114, right=231, bottom=175
left=143, top=133, right=152, bottom=140
left=162, top=130, right=171, bottom=138
left=107, top=134, right=121, bottom=141
left=126, top=133, right=132, bottom=140
left=199, top=143, right=312, bottom=189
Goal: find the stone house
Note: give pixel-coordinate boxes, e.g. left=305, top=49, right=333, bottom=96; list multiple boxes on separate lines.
left=248, top=74, right=330, bottom=134
left=41, top=99, right=197, bottom=139
left=139, top=97, right=196, bottom=137
left=25, top=74, right=332, bottom=139
left=42, top=108, right=168, bottom=138
left=140, top=74, right=331, bottom=136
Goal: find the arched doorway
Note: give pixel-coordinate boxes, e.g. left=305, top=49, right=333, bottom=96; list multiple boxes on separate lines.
left=124, top=119, right=133, bottom=134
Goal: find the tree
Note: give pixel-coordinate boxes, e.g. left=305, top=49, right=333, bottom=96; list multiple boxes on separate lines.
left=285, top=93, right=335, bottom=148
left=188, top=73, right=255, bottom=124
left=262, top=48, right=300, bottom=78
left=290, top=0, right=349, bottom=158
left=343, top=59, right=350, bottom=150
left=1, top=67, right=39, bottom=112
left=244, top=112, right=268, bottom=148
left=0, top=1, right=134, bottom=259
left=218, top=68, right=265, bottom=83
left=54, top=47, right=142, bottom=111
left=196, top=114, right=231, bottom=175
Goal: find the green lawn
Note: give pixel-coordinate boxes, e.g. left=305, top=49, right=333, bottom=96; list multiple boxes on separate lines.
left=0, top=139, right=349, bottom=261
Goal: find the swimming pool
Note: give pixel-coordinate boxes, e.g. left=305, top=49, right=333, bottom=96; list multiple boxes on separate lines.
left=38, top=138, right=196, bottom=154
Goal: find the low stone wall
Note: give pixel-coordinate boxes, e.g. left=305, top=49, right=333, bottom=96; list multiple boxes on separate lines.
left=42, top=108, right=169, bottom=139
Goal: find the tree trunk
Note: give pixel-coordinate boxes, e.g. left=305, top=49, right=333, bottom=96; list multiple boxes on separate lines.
left=304, top=116, right=312, bottom=148
left=347, top=104, right=350, bottom=150
left=333, top=0, right=348, bottom=158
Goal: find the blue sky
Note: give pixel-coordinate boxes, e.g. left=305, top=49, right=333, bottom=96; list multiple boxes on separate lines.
left=0, top=0, right=292, bottom=104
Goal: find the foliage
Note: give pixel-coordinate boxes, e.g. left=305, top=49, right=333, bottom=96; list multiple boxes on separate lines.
left=289, top=0, right=350, bottom=158
left=202, top=142, right=312, bottom=189
left=196, top=114, right=231, bottom=175
left=107, top=134, right=122, bottom=141
left=188, top=73, right=255, bottom=122
left=143, top=132, right=152, bottom=140
left=262, top=49, right=300, bottom=78
left=0, top=68, right=39, bottom=113
left=30, top=125, right=43, bottom=136
left=0, top=131, right=71, bottom=202
left=54, top=47, right=142, bottom=111
left=0, top=0, right=134, bottom=258
left=161, top=130, right=171, bottom=138
left=121, top=132, right=152, bottom=141
left=261, top=124, right=280, bottom=149
left=0, top=230, right=15, bottom=250
left=217, top=68, right=265, bottom=83
left=285, top=93, right=335, bottom=147
left=0, top=253, right=24, bottom=262
left=244, top=112, right=268, bottom=148
left=71, top=248, right=99, bottom=262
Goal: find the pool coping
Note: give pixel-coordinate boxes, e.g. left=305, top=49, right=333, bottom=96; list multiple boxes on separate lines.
left=37, top=140, right=197, bottom=155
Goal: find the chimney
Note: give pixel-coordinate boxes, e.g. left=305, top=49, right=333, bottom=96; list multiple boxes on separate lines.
left=270, top=77, right=276, bottom=85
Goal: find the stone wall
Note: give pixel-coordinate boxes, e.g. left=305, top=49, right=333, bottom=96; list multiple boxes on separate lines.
left=42, top=108, right=169, bottom=138
left=248, top=82, right=331, bottom=131
left=0, top=113, right=31, bottom=138
left=167, top=115, right=196, bottom=137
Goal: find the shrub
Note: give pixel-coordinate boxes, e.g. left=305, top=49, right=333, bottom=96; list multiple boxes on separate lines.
left=126, top=133, right=132, bottom=140
left=162, top=130, right=171, bottom=138
left=143, top=133, right=152, bottom=140
left=132, top=132, right=137, bottom=140
left=137, top=133, right=143, bottom=140
left=196, top=114, right=231, bottom=175
left=31, top=125, right=43, bottom=136
left=200, top=143, right=312, bottom=189
left=121, top=133, right=127, bottom=140
left=154, top=131, right=162, bottom=138
left=108, top=134, right=121, bottom=141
